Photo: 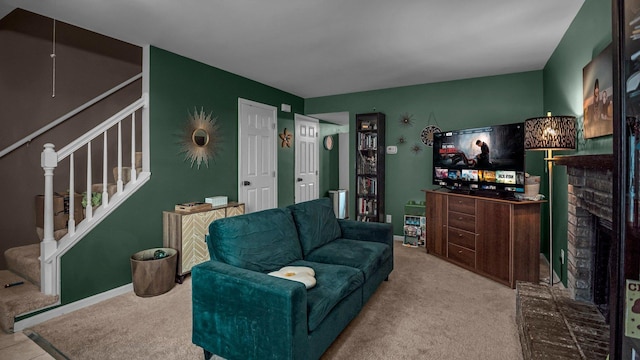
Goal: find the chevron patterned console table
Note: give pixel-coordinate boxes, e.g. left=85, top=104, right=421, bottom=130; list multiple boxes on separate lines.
left=163, top=202, right=245, bottom=283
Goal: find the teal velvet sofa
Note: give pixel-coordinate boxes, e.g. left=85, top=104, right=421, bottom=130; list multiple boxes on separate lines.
left=192, top=198, right=394, bottom=360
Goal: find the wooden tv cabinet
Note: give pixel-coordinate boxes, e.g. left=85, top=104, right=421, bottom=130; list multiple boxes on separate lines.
left=423, top=189, right=543, bottom=288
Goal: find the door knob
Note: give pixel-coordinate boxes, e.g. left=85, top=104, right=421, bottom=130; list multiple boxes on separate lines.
left=297, top=178, right=303, bottom=182
left=243, top=181, right=251, bottom=186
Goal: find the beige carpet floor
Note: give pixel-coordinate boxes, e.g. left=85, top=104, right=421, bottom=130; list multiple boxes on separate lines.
left=28, top=242, right=522, bottom=359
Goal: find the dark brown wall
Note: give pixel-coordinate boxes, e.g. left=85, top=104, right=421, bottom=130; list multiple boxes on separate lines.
left=0, top=9, right=141, bottom=270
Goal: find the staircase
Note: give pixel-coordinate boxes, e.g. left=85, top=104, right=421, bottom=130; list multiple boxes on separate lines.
left=0, top=157, right=145, bottom=333
left=0, top=78, right=150, bottom=333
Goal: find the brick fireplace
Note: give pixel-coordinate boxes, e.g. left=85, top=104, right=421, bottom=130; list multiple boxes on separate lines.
left=556, top=155, right=613, bottom=306
left=517, top=155, right=612, bottom=360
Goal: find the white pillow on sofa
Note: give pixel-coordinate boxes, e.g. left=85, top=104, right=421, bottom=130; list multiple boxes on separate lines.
left=268, top=266, right=316, bottom=289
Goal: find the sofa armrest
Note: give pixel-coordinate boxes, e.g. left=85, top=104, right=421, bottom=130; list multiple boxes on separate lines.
left=192, top=260, right=309, bottom=360
left=337, top=219, right=393, bottom=247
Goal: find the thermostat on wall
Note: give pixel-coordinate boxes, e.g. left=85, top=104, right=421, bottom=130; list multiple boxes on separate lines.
left=386, top=146, right=397, bottom=154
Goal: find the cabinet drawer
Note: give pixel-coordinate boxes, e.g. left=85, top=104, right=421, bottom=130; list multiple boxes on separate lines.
left=447, top=211, right=475, bottom=233
left=448, top=243, right=475, bottom=268
left=447, top=227, right=476, bottom=250
left=448, top=196, right=475, bottom=215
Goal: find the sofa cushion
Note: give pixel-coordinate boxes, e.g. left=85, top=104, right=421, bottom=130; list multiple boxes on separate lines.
left=305, top=239, right=392, bottom=280
left=288, top=198, right=342, bottom=257
left=208, top=207, right=302, bottom=273
left=289, top=260, right=364, bottom=332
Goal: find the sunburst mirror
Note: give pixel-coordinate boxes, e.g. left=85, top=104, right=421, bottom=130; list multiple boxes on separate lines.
left=180, top=107, right=221, bottom=169
left=399, top=112, right=414, bottom=126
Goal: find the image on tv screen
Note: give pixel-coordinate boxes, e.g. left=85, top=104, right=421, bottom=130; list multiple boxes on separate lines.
left=432, top=122, right=525, bottom=192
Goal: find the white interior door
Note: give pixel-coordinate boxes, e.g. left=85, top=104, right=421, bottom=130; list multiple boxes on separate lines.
left=294, top=114, right=319, bottom=203
left=238, top=99, right=277, bottom=213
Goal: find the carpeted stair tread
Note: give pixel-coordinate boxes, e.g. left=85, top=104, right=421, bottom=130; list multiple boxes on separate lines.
left=35, top=227, right=67, bottom=242
left=4, top=244, right=40, bottom=287
left=0, top=270, right=58, bottom=333
left=91, top=183, right=117, bottom=198
left=113, top=166, right=143, bottom=185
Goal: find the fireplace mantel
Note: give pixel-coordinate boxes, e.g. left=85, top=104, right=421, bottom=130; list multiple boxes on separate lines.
left=554, top=154, right=613, bottom=170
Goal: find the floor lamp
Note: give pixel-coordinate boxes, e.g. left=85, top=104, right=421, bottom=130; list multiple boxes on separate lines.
left=524, top=113, right=576, bottom=286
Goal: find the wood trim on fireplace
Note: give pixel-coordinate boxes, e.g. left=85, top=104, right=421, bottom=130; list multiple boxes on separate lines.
left=554, top=154, right=613, bottom=170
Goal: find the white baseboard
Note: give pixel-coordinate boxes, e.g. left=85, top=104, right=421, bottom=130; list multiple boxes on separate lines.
left=393, top=235, right=404, bottom=242
left=14, top=283, right=133, bottom=332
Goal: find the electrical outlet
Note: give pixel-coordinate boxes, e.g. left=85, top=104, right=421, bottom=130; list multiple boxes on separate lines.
left=386, top=214, right=392, bottom=223
left=560, top=249, right=565, bottom=264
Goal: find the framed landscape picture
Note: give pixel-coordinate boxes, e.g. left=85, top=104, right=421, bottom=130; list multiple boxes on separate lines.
left=583, top=44, right=613, bottom=139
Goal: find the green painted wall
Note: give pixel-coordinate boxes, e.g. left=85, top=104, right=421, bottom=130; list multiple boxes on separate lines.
left=59, top=46, right=303, bottom=303
left=542, top=0, right=612, bottom=286
left=305, top=71, right=545, bottom=235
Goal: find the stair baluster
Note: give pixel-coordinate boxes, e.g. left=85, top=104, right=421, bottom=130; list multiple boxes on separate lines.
left=130, top=113, right=137, bottom=183
left=68, top=153, right=76, bottom=235
left=117, top=122, right=123, bottom=193
left=102, top=131, right=109, bottom=208
left=85, top=142, right=93, bottom=220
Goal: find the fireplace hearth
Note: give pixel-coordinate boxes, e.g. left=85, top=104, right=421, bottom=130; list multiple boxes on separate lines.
left=516, top=282, right=610, bottom=359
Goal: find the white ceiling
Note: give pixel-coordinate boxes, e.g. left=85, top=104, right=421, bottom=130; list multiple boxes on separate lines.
left=2, top=0, right=585, bottom=98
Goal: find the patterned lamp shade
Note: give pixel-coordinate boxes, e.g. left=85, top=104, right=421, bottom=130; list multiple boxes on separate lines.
left=524, top=115, right=576, bottom=150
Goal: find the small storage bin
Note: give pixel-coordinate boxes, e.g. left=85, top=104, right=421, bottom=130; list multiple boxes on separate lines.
left=130, top=247, right=177, bottom=297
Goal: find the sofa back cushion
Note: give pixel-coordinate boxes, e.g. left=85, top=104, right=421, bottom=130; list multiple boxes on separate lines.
left=287, top=198, right=342, bottom=257
left=207, top=207, right=303, bottom=273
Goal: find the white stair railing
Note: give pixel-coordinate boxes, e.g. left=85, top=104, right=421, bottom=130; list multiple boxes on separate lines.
left=40, top=95, right=150, bottom=296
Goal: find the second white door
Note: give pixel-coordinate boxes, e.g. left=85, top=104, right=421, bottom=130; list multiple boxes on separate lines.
left=294, top=114, right=319, bottom=203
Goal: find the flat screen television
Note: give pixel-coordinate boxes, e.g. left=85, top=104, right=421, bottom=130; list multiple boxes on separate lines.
left=432, top=122, right=526, bottom=197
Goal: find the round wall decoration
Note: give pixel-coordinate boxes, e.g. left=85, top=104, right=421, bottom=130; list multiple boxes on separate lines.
left=420, top=125, right=441, bottom=147
left=323, top=135, right=334, bottom=150
left=399, top=112, right=414, bottom=127
left=180, top=107, right=221, bottom=169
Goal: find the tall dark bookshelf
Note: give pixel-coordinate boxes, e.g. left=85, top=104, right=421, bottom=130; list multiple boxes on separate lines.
left=355, top=112, right=385, bottom=222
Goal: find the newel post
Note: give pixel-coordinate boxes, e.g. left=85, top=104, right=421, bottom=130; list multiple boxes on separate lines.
left=41, top=143, right=58, bottom=295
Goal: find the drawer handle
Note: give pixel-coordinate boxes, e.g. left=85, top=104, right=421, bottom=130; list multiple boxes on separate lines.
left=458, top=250, right=463, bottom=254
left=458, top=217, right=463, bottom=221
left=458, top=233, right=463, bottom=237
